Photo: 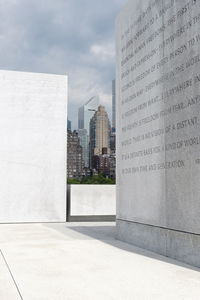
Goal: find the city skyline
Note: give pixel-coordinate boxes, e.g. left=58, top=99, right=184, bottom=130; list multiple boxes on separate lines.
left=67, top=103, right=115, bottom=180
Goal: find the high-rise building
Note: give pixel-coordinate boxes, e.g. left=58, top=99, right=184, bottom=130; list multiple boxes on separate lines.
left=78, top=95, right=99, bottom=135
left=78, top=129, right=89, bottom=167
left=110, top=131, right=116, bottom=156
left=112, top=80, right=116, bottom=130
left=93, top=154, right=116, bottom=178
left=67, top=119, right=71, bottom=130
left=89, top=105, right=111, bottom=168
left=67, top=130, right=84, bottom=179
left=78, top=96, right=99, bottom=168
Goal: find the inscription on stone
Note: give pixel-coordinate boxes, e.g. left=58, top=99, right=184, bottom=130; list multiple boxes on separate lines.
left=116, top=0, right=200, bottom=233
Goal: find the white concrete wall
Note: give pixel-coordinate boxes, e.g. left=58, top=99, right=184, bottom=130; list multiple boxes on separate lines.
left=70, top=185, right=116, bottom=216
left=0, top=70, right=67, bottom=223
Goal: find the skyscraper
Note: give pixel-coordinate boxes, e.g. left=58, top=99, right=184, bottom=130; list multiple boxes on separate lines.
left=67, top=130, right=84, bottom=179
left=78, top=96, right=99, bottom=168
left=78, top=95, right=99, bottom=135
left=112, top=80, right=116, bottom=130
left=89, top=105, right=111, bottom=168
left=78, top=129, right=89, bottom=167
left=67, top=119, right=71, bottom=131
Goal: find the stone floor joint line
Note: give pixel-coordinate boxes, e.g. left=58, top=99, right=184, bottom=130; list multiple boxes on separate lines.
left=0, top=249, right=23, bottom=300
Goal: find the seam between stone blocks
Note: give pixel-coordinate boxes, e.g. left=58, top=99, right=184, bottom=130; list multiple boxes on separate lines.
left=116, top=218, right=200, bottom=237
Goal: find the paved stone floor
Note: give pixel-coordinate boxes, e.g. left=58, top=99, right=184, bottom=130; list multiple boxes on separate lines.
left=0, top=222, right=200, bottom=300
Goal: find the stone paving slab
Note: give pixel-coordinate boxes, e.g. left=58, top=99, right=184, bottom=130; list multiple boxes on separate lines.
left=0, top=223, right=200, bottom=300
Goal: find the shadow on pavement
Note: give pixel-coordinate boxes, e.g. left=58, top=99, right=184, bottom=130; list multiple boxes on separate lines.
left=44, top=223, right=200, bottom=273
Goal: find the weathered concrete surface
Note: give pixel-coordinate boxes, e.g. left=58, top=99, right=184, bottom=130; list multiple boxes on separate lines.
left=116, top=0, right=200, bottom=266
left=70, top=185, right=116, bottom=216
left=0, top=70, right=67, bottom=223
left=0, top=223, right=200, bottom=300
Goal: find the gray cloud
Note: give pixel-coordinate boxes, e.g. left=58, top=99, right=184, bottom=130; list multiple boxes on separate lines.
left=0, top=0, right=128, bottom=128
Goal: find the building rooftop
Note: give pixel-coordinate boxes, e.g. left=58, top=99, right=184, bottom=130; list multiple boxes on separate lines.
left=0, top=222, right=200, bottom=299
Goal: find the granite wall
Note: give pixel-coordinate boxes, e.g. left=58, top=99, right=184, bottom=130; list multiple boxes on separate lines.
left=116, top=0, right=200, bottom=267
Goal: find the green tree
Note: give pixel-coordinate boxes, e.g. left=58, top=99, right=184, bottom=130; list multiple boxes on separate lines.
left=67, top=178, right=81, bottom=184
left=67, top=173, right=115, bottom=185
left=81, top=173, right=115, bottom=185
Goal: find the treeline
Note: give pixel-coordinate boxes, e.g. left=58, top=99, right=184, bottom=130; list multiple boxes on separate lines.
left=67, top=173, right=115, bottom=185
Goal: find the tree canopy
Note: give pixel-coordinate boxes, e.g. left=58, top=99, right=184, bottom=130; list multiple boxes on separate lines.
left=67, top=173, right=115, bottom=185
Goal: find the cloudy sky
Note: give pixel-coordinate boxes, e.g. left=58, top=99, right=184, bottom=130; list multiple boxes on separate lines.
left=0, top=0, right=127, bottom=129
